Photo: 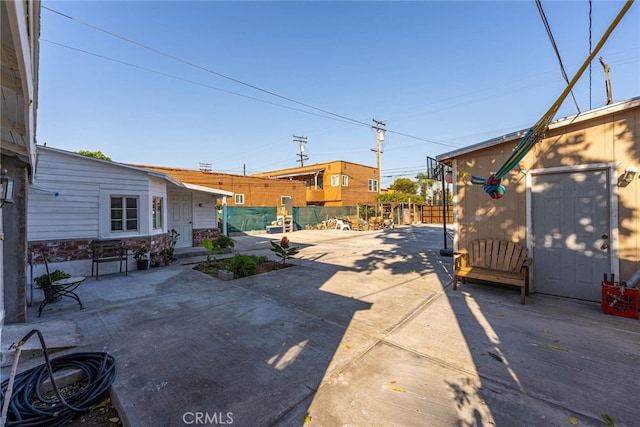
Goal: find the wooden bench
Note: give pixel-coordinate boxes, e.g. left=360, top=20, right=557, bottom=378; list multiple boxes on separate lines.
left=91, top=239, right=128, bottom=280
left=453, top=239, right=532, bottom=304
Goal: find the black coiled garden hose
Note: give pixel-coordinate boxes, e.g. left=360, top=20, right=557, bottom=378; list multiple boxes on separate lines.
left=0, top=329, right=116, bottom=427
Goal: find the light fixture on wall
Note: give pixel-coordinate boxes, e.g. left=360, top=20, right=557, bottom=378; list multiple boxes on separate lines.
left=621, top=166, right=638, bottom=185
left=0, top=169, right=15, bottom=207
left=198, top=203, right=203, bottom=207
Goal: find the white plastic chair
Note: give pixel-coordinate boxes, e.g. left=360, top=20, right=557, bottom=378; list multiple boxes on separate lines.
left=335, top=219, right=351, bottom=231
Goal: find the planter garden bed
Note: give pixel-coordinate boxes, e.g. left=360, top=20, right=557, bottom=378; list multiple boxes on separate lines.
left=194, top=256, right=292, bottom=280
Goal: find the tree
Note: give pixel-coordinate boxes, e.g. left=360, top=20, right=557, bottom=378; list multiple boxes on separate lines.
left=432, top=187, right=453, bottom=206
left=389, top=178, right=418, bottom=195
left=75, top=150, right=111, bottom=161
left=376, top=192, right=425, bottom=203
left=415, top=172, right=436, bottom=198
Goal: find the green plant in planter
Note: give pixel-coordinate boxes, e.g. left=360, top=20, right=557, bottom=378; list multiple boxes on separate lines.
left=202, top=235, right=235, bottom=261
left=34, top=270, right=71, bottom=290
left=228, top=254, right=258, bottom=278
left=214, top=235, right=235, bottom=249
left=133, top=247, right=148, bottom=261
left=133, top=247, right=149, bottom=270
left=270, top=236, right=300, bottom=265
left=35, top=270, right=68, bottom=304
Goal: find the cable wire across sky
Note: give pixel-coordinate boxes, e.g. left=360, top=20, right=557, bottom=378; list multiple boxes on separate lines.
left=37, top=2, right=639, bottom=185
left=42, top=5, right=461, bottom=150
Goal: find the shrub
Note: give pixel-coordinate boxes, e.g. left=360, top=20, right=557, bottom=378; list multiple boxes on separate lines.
left=214, top=235, right=235, bottom=249
left=228, top=254, right=258, bottom=278
left=203, top=235, right=235, bottom=262
left=133, top=247, right=149, bottom=261
left=34, top=270, right=71, bottom=289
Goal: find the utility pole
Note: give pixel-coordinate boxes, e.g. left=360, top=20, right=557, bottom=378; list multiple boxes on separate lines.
left=599, top=56, right=613, bottom=105
left=371, top=118, right=386, bottom=193
left=293, top=135, right=308, bottom=166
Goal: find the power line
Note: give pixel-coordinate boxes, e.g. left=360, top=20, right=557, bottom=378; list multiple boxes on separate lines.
left=382, top=164, right=428, bottom=172
left=42, top=6, right=367, bottom=126
left=41, top=7, right=462, bottom=149
left=535, top=0, right=581, bottom=113
left=381, top=168, right=429, bottom=176
left=40, top=39, right=359, bottom=126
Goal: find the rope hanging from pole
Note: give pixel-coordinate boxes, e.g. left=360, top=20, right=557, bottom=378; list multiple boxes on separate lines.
left=470, top=0, right=634, bottom=199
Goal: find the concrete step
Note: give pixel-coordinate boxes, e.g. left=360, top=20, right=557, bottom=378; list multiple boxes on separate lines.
left=1, top=321, right=83, bottom=368
left=173, top=248, right=209, bottom=259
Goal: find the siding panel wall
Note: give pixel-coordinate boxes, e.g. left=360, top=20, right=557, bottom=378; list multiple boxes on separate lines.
left=452, top=102, right=639, bottom=281
left=28, top=149, right=155, bottom=241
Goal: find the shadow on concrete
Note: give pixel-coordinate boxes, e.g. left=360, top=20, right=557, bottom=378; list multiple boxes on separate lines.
left=444, top=280, right=640, bottom=426
left=7, top=225, right=638, bottom=425
left=16, top=236, right=373, bottom=425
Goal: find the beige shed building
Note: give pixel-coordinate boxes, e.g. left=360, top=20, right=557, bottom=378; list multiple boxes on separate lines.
left=437, top=96, right=639, bottom=302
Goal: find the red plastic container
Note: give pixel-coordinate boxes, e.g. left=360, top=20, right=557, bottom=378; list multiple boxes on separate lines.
left=601, top=282, right=639, bottom=319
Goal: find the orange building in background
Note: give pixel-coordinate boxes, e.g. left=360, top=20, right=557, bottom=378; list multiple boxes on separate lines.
left=133, top=165, right=306, bottom=208
left=139, top=160, right=380, bottom=208
left=254, top=160, right=379, bottom=206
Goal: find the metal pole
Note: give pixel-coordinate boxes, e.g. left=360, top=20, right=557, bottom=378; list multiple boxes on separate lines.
left=439, top=165, right=453, bottom=257
left=442, top=168, right=447, bottom=249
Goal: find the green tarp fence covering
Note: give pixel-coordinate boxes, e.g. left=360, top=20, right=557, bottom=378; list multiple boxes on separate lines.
left=226, top=207, right=277, bottom=233
left=225, top=206, right=357, bottom=232
left=293, top=206, right=357, bottom=229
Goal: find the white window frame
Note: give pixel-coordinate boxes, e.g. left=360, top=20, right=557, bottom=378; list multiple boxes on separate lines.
left=152, top=196, right=163, bottom=230
left=111, top=196, right=139, bottom=232
left=280, top=196, right=291, bottom=206
left=331, top=175, right=339, bottom=187
left=342, top=175, right=349, bottom=186
left=368, top=179, right=378, bottom=192
left=235, top=194, right=245, bottom=205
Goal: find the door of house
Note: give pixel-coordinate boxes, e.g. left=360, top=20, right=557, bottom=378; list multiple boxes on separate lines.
left=168, top=192, right=193, bottom=248
left=531, top=169, right=611, bottom=301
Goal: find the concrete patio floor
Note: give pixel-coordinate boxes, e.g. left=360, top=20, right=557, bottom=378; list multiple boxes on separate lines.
left=3, top=225, right=639, bottom=426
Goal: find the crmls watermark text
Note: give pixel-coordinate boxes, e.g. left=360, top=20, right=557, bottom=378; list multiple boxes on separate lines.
left=182, top=412, right=234, bottom=425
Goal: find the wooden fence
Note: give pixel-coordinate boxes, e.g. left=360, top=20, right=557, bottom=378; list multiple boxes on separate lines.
left=421, top=205, right=453, bottom=224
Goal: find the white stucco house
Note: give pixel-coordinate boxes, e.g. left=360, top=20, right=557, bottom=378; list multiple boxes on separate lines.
left=27, top=145, right=233, bottom=284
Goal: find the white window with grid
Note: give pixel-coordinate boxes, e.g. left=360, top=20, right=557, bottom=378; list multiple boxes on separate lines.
left=111, top=196, right=139, bottom=231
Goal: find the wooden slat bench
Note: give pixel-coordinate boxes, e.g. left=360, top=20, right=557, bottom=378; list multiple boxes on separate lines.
left=91, top=239, right=129, bottom=280
left=453, top=239, right=532, bottom=304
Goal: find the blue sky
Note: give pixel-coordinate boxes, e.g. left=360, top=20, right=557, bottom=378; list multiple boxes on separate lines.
left=38, top=1, right=639, bottom=187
